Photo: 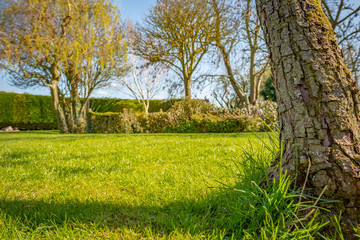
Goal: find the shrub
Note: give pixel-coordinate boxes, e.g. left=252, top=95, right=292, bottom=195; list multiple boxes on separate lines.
left=188, top=114, right=260, bottom=133
left=89, top=110, right=261, bottom=134
left=168, top=98, right=217, bottom=119
left=89, top=98, right=145, bottom=113
left=217, top=101, right=278, bottom=131
left=147, top=99, right=182, bottom=112
left=0, top=91, right=16, bottom=124
left=138, top=112, right=179, bottom=133
left=89, top=110, right=142, bottom=134
left=89, top=98, right=181, bottom=113
left=260, top=76, right=276, bottom=102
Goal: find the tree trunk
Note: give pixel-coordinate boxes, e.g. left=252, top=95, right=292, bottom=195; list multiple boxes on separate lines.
left=256, top=0, right=360, bottom=229
left=249, top=45, right=258, bottom=105
left=216, top=43, right=248, bottom=103
left=184, top=77, right=192, bottom=99
left=49, top=83, right=69, bottom=134
left=72, top=98, right=87, bottom=134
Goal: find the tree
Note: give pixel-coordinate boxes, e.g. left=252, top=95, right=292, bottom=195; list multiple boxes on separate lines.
left=255, top=0, right=360, bottom=232
left=210, top=0, right=248, bottom=104
left=321, top=0, right=360, bottom=84
left=241, top=0, right=269, bottom=105
left=209, top=0, right=269, bottom=106
left=118, top=54, right=167, bottom=113
left=0, top=0, right=127, bottom=133
left=130, top=0, right=215, bottom=99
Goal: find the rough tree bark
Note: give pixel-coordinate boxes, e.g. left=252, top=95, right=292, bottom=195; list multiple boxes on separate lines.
left=255, top=0, right=360, bottom=229
left=49, top=83, right=69, bottom=134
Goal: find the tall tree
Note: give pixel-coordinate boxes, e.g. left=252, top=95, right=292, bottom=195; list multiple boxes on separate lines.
left=130, top=0, right=215, bottom=99
left=242, top=0, right=269, bottom=105
left=209, top=0, right=269, bottom=106
left=321, top=0, right=360, bottom=84
left=255, top=0, right=360, bottom=231
left=0, top=0, right=127, bottom=133
left=210, top=0, right=248, bottom=103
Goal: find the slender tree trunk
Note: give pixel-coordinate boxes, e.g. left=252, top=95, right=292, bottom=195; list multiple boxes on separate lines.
left=249, top=46, right=258, bottom=104
left=49, top=83, right=69, bottom=134
left=216, top=43, right=248, bottom=103
left=256, top=0, right=360, bottom=230
left=184, top=77, right=192, bottom=99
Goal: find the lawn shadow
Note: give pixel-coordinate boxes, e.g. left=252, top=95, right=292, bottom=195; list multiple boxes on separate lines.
left=0, top=189, right=238, bottom=238
left=0, top=151, right=33, bottom=168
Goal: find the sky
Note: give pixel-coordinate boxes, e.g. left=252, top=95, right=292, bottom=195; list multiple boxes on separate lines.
left=0, top=0, right=359, bottom=99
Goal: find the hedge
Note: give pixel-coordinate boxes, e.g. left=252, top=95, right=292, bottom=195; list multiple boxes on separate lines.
left=0, top=91, right=183, bottom=130
left=89, top=98, right=183, bottom=113
left=0, top=92, right=58, bottom=130
left=89, top=111, right=261, bottom=134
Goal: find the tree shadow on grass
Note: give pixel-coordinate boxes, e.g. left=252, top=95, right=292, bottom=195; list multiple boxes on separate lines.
left=0, top=189, right=240, bottom=238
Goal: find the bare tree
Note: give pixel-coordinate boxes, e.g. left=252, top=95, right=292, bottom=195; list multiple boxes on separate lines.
left=241, top=0, right=269, bottom=105
left=209, top=0, right=269, bottom=106
left=0, top=0, right=127, bottom=133
left=118, top=54, right=167, bottom=113
left=256, top=0, right=360, bottom=233
left=322, top=0, right=360, bottom=83
left=129, top=0, right=215, bottom=99
left=210, top=0, right=248, bottom=103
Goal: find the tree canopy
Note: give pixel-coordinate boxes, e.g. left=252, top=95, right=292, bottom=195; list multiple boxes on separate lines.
left=0, top=0, right=127, bottom=133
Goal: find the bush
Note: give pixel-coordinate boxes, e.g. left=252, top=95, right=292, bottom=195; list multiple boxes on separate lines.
left=89, top=98, right=145, bottom=113
left=168, top=98, right=217, bottom=119
left=260, top=76, right=276, bottom=102
left=138, top=112, right=179, bottom=133
left=89, top=110, right=261, bottom=134
left=175, top=114, right=260, bottom=133
left=217, top=101, right=278, bottom=131
left=89, top=98, right=181, bottom=113
left=89, top=110, right=142, bottom=134
left=147, top=99, right=182, bottom=113
left=0, top=91, right=16, bottom=124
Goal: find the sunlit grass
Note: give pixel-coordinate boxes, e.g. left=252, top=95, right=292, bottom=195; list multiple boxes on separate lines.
left=0, top=131, right=271, bottom=239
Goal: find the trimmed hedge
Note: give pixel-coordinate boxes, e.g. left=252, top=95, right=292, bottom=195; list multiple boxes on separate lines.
left=89, top=98, right=145, bottom=113
left=89, top=98, right=183, bottom=113
left=0, top=91, right=275, bottom=132
left=0, top=92, right=181, bottom=130
left=89, top=111, right=261, bottom=134
left=0, top=92, right=57, bottom=130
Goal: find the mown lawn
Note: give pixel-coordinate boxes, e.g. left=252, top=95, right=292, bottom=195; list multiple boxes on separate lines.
left=0, top=131, right=271, bottom=239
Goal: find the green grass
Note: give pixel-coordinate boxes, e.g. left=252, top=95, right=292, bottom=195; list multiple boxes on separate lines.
left=0, top=132, right=272, bottom=239
left=0, top=131, right=336, bottom=239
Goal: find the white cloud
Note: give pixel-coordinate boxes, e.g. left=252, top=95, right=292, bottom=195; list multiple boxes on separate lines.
left=110, top=82, right=122, bottom=88
left=94, top=90, right=109, bottom=95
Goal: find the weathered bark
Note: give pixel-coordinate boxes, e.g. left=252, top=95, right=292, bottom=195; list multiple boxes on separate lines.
left=256, top=0, right=360, bottom=229
left=49, top=83, right=69, bottom=134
